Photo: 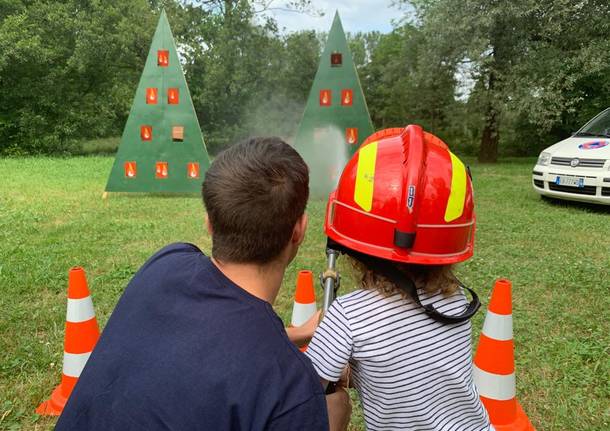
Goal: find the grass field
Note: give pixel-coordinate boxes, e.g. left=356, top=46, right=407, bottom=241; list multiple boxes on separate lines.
left=1, top=156, right=609, bottom=430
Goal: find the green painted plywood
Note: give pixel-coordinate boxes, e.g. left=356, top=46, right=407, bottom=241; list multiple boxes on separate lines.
left=105, top=10, right=210, bottom=193
left=294, top=11, right=375, bottom=197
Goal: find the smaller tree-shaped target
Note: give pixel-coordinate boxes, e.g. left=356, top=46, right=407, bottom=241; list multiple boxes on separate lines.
left=293, top=11, right=375, bottom=198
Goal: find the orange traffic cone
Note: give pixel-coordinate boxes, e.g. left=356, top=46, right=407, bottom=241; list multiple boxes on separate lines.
left=36, top=267, right=100, bottom=416
left=291, top=270, right=317, bottom=351
left=473, top=279, right=535, bottom=431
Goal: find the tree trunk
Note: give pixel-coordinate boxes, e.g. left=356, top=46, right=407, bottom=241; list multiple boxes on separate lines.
left=478, top=68, right=500, bottom=163
left=479, top=102, right=499, bottom=163
left=224, top=0, right=233, bottom=20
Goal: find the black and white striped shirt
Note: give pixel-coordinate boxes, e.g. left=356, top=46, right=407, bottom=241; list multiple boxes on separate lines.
left=306, top=287, right=493, bottom=431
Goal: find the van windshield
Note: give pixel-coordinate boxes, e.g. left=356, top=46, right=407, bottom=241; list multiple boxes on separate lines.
left=575, top=109, right=610, bottom=137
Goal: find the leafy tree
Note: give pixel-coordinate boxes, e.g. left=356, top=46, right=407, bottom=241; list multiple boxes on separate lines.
left=401, top=0, right=610, bottom=161
left=182, top=0, right=321, bottom=152
left=352, top=24, right=460, bottom=149
left=239, top=30, right=321, bottom=142
left=0, top=0, right=319, bottom=155
left=5, top=0, right=607, bottom=159
left=0, top=0, right=157, bottom=155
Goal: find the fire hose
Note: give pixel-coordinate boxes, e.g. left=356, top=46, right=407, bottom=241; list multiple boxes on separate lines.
left=319, top=246, right=341, bottom=394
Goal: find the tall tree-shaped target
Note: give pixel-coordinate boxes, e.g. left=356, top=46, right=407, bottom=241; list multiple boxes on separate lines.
left=105, top=10, right=210, bottom=194
left=294, top=11, right=374, bottom=198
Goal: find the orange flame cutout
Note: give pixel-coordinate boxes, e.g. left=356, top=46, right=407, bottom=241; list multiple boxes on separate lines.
left=156, top=162, right=168, bottom=179
left=188, top=163, right=200, bottom=179
left=342, top=90, right=352, bottom=106
left=168, top=88, right=179, bottom=105
left=157, top=50, right=169, bottom=67
left=146, top=88, right=158, bottom=104
left=124, top=162, right=136, bottom=178
left=140, top=126, right=152, bottom=141
left=347, top=128, right=358, bottom=144
left=320, top=90, right=331, bottom=106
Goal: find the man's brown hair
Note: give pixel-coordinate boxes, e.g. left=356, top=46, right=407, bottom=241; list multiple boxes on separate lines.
left=202, top=137, right=309, bottom=264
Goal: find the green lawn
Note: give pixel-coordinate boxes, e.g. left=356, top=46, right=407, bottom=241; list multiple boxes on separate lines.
left=1, top=156, right=609, bottom=430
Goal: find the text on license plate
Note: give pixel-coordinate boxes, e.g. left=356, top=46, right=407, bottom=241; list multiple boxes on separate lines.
left=555, top=175, right=584, bottom=188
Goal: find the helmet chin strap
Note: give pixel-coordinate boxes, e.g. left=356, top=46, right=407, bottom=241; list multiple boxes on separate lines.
left=327, top=239, right=480, bottom=324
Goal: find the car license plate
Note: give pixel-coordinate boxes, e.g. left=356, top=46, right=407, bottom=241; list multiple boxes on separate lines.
left=555, top=175, right=584, bottom=188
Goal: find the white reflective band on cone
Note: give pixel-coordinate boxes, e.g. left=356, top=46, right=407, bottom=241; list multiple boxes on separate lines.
left=62, top=352, right=92, bottom=378
left=291, top=302, right=317, bottom=327
left=473, top=365, right=516, bottom=401
left=482, top=310, right=513, bottom=341
left=66, top=297, right=96, bottom=323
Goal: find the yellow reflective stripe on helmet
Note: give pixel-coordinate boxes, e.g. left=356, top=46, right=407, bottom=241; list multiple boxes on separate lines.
left=445, top=152, right=467, bottom=222
left=354, top=142, right=378, bottom=212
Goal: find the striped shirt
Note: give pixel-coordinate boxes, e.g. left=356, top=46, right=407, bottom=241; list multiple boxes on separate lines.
left=306, top=287, right=492, bottom=431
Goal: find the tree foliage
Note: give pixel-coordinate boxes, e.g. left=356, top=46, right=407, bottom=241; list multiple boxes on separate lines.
left=402, top=0, right=610, bottom=161
left=1, top=0, right=609, bottom=158
left=181, top=1, right=320, bottom=152
left=0, top=0, right=157, bottom=155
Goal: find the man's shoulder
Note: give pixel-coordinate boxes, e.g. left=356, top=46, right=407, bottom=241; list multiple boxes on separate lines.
left=131, top=242, right=207, bottom=282
left=145, top=242, right=205, bottom=266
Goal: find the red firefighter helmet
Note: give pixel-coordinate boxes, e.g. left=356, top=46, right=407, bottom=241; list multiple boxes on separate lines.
left=324, top=125, right=475, bottom=265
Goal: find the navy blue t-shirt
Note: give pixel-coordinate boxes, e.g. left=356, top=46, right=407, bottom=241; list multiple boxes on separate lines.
left=56, top=243, right=329, bottom=430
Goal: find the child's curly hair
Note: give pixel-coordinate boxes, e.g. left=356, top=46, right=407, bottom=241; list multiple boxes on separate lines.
left=349, top=256, right=459, bottom=299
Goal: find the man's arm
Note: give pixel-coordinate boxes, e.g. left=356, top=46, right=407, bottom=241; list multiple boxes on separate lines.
left=267, top=392, right=329, bottom=431
left=320, top=365, right=352, bottom=431
left=266, top=390, right=351, bottom=431
left=326, top=388, right=352, bottom=431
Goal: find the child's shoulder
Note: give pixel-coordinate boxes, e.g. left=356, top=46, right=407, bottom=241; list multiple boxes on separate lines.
left=336, top=288, right=400, bottom=309
left=337, top=288, right=376, bottom=303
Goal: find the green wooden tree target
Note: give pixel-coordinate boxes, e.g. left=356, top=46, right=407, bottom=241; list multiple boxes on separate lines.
left=105, top=10, right=210, bottom=194
left=293, top=11, right=375, bottom=198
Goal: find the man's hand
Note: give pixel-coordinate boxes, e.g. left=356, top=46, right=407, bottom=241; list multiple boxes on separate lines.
left=326, top=387, right=351, bottom=431
left=338, top=366, right=353, bottom=389
left=286, top=310, right=321, bottom=348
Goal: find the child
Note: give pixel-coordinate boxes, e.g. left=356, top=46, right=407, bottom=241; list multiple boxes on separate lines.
left=305, top=126, right=493, bottom=430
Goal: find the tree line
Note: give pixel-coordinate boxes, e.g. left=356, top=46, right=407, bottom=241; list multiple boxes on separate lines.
left=1, top=0, right=609, bottom=161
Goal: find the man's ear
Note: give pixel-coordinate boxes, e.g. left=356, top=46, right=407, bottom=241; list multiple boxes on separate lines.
left=205, top=215, right=213, bottom=236
left=291, top=213, right=308, bottom=246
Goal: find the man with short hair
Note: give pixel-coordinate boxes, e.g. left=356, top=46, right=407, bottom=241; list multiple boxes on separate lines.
left=56, top=137, right=350, bottom=430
